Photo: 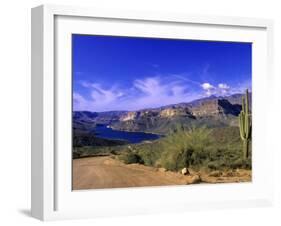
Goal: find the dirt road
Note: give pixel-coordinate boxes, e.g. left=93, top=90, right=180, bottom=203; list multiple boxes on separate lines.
left=72, top=156, right=189, bottom=190
left=72, top=156, right=251, bottom=190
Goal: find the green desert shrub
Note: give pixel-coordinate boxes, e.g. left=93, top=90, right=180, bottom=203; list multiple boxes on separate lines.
left=118, top=152, right=143, bottom=164
left=134, top=142, right=162, bottom=166
left=116, top=125, right=251, bottom=171
left=159, top=147, right=193, bottom=171
left=158, top=126, right=213, bottom=171
left=229, top=158, right=252, bottom=169
left=137, top=148, right=161, bottom=166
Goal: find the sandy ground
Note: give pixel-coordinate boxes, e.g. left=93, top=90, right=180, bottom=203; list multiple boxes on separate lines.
left=72, top=156, right=251, bottom=190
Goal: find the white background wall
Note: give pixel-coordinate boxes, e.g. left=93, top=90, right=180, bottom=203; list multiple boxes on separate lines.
left=0, top=0, right=280, bottom=225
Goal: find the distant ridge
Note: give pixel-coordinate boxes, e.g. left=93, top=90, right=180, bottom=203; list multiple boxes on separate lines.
left=73, top=92, right=252, bottom=135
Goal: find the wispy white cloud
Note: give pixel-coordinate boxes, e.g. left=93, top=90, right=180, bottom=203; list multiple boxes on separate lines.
left=201, top=82, right=216, bottom=96
left=73, top=92, right=88, bottom=110
left=200, top=80, right=251, bottom=97
left=217, top=83, right=230, bottom=95
left=74, top=76, right=200, bottom=111
left=131, top=77, right=199, bottom=110
left=133, top=77, right=161, bottom=96
left=201, top=82, right=214, bottom=90
left=74, top=76, right=252, bottom=112
left=218, top=83, right=230, bottom=89
left=199, top=63, right=212, bottom=82
left=172, top=74, right=201, bottom=86
left=231, top=79, right=252, bottom=94
left=77, top=81, right=125, bottom=111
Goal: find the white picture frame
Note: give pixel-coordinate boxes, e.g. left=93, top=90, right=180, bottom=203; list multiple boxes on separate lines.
left=31, top=4, right=274, bottom=221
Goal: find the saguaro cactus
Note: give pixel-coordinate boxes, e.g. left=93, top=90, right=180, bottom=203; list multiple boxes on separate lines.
left=239, top=89, right=251, bottom=159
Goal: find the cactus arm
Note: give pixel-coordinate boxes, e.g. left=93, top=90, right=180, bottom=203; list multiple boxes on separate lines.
left=239, top=113, right=245, bottom=140
left=245, top=114, right=249, bottom=139
left=239, top=115, right=243, bottom=139
left=245, top=120, right=249, bottom=139
left=245, top=89, right=249, bottom=114
left=241, top=96, right=245, bottom=112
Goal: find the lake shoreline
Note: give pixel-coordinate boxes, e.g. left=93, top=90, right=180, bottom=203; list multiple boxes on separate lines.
left=108, top=124, right=164, bottom=136
left=94, top=124, right=162, bottom=144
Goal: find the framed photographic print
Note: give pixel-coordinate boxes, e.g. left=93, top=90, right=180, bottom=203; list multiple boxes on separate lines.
left=31, top=4, right=274, bottom=221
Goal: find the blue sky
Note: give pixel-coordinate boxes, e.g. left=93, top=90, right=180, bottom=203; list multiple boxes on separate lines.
left=73, top=34, right=252, bottom=112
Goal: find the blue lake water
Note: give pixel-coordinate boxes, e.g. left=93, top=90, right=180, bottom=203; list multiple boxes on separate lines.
left=94, top=125, right=161, bottom=144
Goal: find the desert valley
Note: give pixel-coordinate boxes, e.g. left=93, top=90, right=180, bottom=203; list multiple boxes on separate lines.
left=72, top=92, right=252, bottom=189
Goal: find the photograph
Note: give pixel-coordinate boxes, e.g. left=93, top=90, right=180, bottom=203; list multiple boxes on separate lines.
left=72, top=34, right=252, bottom=190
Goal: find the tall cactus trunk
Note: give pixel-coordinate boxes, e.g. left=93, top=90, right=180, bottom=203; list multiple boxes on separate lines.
left=242, top=140, right=249, bottom=159
left=239, top=89, right=251, bottom=160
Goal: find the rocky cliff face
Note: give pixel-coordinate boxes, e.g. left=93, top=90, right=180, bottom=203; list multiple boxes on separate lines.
left=73, top=93, right=251, bottom=134
left=120, top=107, right=194, bottom=121
left=120, top=112, right=138, bottom=121
left=159, top=107, right=194, bottom=118
left=119, top=96, right=243, bottom=122
left=191, top=99, right=242, bottom=117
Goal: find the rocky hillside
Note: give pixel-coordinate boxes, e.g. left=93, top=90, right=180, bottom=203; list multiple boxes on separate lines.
left=73, top=93, right=251, bottom=135
left=73, top=110, right=127, bottom=133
